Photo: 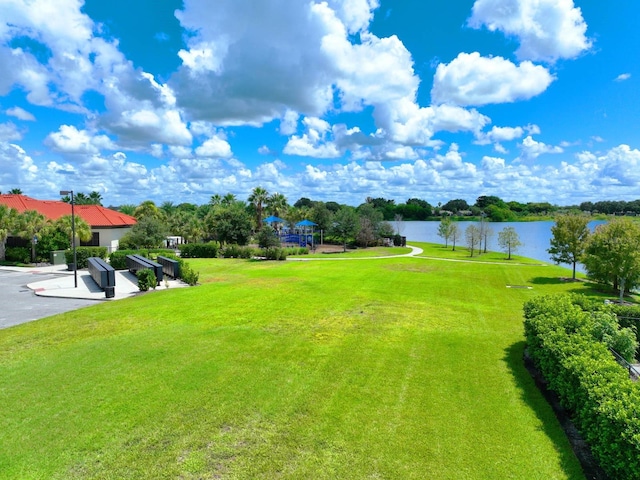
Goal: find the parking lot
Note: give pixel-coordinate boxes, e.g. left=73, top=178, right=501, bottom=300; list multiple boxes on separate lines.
left=0, top=269, right=96, bottom=329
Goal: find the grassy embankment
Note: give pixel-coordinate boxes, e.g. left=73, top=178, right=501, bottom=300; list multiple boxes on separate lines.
left=0, top=242, right=605, bottom=479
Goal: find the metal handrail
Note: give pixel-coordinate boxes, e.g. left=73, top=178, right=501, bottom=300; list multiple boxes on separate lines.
left=609, top=348, right=640, bottom=380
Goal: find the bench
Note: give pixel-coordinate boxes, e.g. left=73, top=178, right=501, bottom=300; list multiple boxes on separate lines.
left=87, top=257, right=116, bottom=298
left=157, top=255, right=180, bottom=279
left=125, top=254, right=163, bottom=285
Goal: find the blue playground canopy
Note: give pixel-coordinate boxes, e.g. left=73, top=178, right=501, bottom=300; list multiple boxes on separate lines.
left=263, top=215, right=285, bottom=223
left=295, top=219, right=317, bottom=227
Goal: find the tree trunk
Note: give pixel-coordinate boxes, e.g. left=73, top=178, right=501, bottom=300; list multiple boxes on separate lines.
left=572, top=261, right=576, bottom=280
left=619, top=277, right=625, bottom=304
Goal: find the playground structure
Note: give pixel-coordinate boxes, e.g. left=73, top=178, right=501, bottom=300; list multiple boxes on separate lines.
left=263, top=216, right=318, bottom=249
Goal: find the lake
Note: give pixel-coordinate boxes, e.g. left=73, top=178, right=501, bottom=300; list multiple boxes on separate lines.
left=397, top=220, right=605, bottom=274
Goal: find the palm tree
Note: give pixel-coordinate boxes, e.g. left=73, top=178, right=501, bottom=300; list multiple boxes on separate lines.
left=134, top=200, right=164, bottom=221
left=0, top=205, right=18, bottom=261
left=266, top=192, right=288, bottom=218
left=54, top=215, right=93, bottom=248
left=222, top=193, right=237, bottom=205
left=9, top=188, right=23, bottom=194
left=88, top=191, right=103, bottom=206
left=118, top=204, right=136, bottom=216
left=17, top=210, right=47, bottom=262
left=248, top=186, right=269, bottom=231
left=209, top=194, right=223, bottom=206
left=74, top=192, right=90, bottom=205
left=160, top=201, right=177, bottom=217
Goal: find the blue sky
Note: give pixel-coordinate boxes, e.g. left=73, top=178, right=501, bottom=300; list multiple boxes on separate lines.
left=1, top=0, right=639, bottom=207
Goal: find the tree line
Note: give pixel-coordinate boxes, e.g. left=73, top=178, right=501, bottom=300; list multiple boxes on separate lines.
left=0, top=205, right=92, bottom=263
left=114, top=188, right=400, bottom=252
left=547, top=215, right=640, bottom=302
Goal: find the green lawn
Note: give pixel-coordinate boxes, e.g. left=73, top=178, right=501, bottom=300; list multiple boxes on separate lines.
left=0, top=252, right=600, bottom=479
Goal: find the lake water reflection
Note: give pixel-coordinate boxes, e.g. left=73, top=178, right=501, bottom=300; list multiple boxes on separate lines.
left=397, top=220, right=605, bottom=274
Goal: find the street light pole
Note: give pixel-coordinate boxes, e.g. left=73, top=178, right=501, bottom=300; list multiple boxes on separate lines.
left=60, top=190, right=78, bottom=288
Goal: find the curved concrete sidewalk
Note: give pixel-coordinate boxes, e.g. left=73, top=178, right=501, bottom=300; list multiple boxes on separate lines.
left=286, top=245, right=424, bottom=261
left=287, top=244, right=547, bottom=267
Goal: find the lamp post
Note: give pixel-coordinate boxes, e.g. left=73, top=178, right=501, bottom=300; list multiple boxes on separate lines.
left=60, top=190, right=77, bottom=288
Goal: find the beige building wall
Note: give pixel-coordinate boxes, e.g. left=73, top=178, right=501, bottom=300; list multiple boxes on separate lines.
left=93, top=227, right=132, bottom=253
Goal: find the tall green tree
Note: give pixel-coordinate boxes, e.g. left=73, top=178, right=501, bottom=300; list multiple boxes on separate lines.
left=583, top=217, right=640, bottom=302
left=88, top=191, right=103, bottom=205
left=134, top=200, right=164, bottom=222
left=118, top=204, right=136, bottom=216
left=248, top=186, right=269, bottom=231
left=54, top=215, right=93, bottom=248
left=547, top=214, right=591, bottom=279
left=17, top=210, right=47, bottom=262
left=124, top=216, right=169, bottom=249
left=205, top=203, right=252, bottom=245
left=356, top=203, right=383, bottom=247
left=9, top=188, right=23, bottom=194
left=331, top=207, right=359, bottom=252
left=310, top=202, right=333, bottom=233
left=498, top=226, right=522, bottom=260
left=266, top=192, right=288, bottom=218
left=0, top=205, right=18, bottom=261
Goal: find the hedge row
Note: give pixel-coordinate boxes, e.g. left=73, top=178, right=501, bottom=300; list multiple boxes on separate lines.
left=523, top=294, right=640, bottom=480
left=178, top=242, right=309, bottom=260
left=179, top=242, right=219, bottom=258
left=65, top=247, right=108, bottom=269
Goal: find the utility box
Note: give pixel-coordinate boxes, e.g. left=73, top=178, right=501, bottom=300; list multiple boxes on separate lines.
left=50, top=250, right=66, bottom=265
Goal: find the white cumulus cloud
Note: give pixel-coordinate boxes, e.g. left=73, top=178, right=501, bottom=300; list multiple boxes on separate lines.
left=468, top=0, right=592, bottom=63
left=432, top=52, right=554, bottom=106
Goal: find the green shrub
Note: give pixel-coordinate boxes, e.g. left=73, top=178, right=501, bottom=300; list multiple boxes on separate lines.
left=523, top=294, right=640, bottom=480
left=65, top=246, right=107, bottom=268
left=264, top=247, right=287, bottom=261
left=5, top=247, right=30, bottom=264
left=179, top=242, right=219, bottom=258
left=179, top=262, right=200, bottom=286
left=611, top=304, right=640, bottom=356
left=220, top=244, right=253, bottom=258
left=136, top=269, right=157, bottom=292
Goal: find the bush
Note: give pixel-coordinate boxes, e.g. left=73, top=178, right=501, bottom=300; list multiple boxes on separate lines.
left=264, top=247, right=287, bottom=261
left=136, top=269, right=157, bottom=292
left=179, top=262, right=200, bottom=286
left=220, top=244, right=253, bottom=259
left=5, top=247, right=30, bottom=264
left=523, top=294, right=640, bottom=480
left=65, top=246, right=107, bottom=268
left=179, top=242, right=219, bottom=258
left=610, top=304, right=640, bottom=357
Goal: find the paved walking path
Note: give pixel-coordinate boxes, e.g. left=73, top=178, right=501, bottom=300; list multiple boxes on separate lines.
left=289, top=245, right=546, bottom=267
left=287, top=245, right=424, bottom=261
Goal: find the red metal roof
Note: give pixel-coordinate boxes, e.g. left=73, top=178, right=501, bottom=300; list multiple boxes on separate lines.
left=0, top=194, right=136, bottom=227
